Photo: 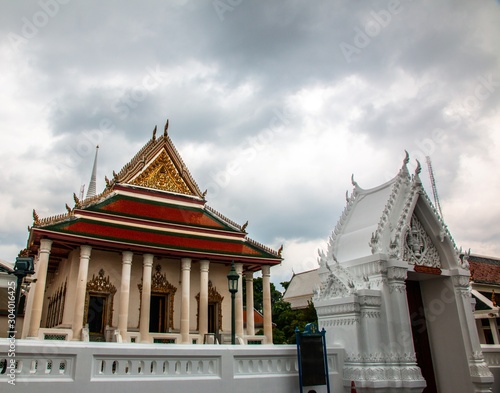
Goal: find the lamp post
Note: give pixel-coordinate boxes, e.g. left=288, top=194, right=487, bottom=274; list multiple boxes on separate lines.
left=227, top=261, right=239, bottom=345
left=8, top=257, right=34, bottom=337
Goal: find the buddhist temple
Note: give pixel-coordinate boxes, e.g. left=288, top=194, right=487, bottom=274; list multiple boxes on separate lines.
left=19, top=121, right=282, bottom=344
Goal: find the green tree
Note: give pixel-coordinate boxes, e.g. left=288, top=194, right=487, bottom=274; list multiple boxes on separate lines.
left=243, top=278, right=318, bottom=344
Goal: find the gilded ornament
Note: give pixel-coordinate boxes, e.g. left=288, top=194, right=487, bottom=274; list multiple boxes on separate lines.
left=131, top=150, right=194, bottom=195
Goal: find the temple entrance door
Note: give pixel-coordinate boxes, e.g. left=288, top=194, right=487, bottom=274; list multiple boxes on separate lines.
left=406, top=280, right=438, bottom=393
left=88, top=295, right=107, bottom=340
left=208, top=302, right=219, bottom=335
left=149, top=294, right=168, bottom=333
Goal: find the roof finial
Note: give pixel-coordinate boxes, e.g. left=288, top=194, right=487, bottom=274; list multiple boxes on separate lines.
left=152, top=125, right=157, bottom=141
left=414, top=159, right=422, bottom=184
left=351, top=174, right=359, bottom=188
left=86, top=145, right=99, bottom=199
left=415, top=159, right=422, bottom=175
left=403, top=150, right=410, bottom=166
left=164, top=119, right=169, bottom=136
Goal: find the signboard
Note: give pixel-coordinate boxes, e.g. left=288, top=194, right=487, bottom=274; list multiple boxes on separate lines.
left=295, top=323, right=330, bottom=393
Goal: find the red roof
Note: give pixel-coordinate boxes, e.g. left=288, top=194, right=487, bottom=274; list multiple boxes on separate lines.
left=469, top=255, right=500, bottom=285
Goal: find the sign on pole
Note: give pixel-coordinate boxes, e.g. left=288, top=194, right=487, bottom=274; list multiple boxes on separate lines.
left=295, top=323, right=330, bottom=393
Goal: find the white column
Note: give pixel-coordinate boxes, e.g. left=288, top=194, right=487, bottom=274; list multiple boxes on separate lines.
left=28, top=239, right=52, bottom=338
left=199, top=260, right=210, bottom=339
left=262, top=265, right=273, bottom=344
left=180, top=258, right=192, bottom=344
left=139, top=253, right=154, bottom=343
left=245, top=271, right=255, bottom=336
left=235, top=263, right=244, bottom=339
left=118, top=251, right=133, bottom=342
left=72, top=245, right=92, bottom=340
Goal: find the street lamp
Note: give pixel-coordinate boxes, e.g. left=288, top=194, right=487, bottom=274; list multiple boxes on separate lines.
left=227, top=261, right=239, bottom=345
left=9, top=257, right=35, bottom=337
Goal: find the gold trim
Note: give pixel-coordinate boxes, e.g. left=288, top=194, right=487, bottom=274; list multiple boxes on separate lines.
left=84, top=269, right=116, bottom=329
left=131, top=149, right=194, bottom=195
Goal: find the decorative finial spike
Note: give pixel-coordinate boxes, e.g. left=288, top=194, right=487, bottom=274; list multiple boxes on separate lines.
left=202, top=189, right=208, bottom=198
left=278, top=244, right=283, bottom=257
left=415, top=159, right=422, bottom=175
left=241, top=220, right=248, bottom=232
left=164, top=119, right=169, bottom=136
left=33, top=209, right=40, bottom=225
left=351, top=174, right=359, bottom=188
left=73, top=192, right=81, bottom=207
left=152, top=125, right=157, bottom=141
left=403, top=150, right=410, bottom=165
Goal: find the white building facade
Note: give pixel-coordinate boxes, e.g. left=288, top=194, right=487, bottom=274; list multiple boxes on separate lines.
left=313, top=153, right=494, bottom=392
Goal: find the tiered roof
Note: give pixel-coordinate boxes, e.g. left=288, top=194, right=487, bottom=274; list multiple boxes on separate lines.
left=26, top=122, right=282, bottom=270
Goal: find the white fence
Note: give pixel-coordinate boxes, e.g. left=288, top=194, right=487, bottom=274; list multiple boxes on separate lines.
left=482, top=345, right=500, bottom=393
left=0, top=340, right=344, bottom=393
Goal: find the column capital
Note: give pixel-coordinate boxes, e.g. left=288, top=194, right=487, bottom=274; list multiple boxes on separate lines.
left=262, top=265, right=271, bottom=277
left=245, top=271, right=254, bottom=281
left=200, top=259, right=210, bottom=272
left=143, top=253, right=154, bottom=267
left=181, top=258, right=192, bottom=270
left=235, top=262, right=243, bottom=274
left=122, top=251, right=133, bottom=264
left=80, top=245, right=92, bottom=258
left=40, top=238, right=53, bottom=253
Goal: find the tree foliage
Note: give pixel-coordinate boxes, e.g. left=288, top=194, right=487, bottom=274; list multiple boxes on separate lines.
left=244, top=278, right=318, bottom=344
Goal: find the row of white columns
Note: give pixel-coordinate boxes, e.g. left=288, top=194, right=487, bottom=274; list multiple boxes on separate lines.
left=27, top=240, right=274, bottom=344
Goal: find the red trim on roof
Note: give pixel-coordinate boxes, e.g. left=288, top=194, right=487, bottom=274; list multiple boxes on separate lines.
left=77, top=209, right=245, bottom=239
left=38, top=220, right=279, bottom=263
left=89, top=197, right=229, bottom=230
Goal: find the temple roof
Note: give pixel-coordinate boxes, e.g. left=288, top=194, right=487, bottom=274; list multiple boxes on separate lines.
left=469, top=254, right=500, bottom=286
left=26, top=122, right=282, bottom=268
left=283, top=269, right=320, bottom=309
left=322, top=152, right=460, bottom=265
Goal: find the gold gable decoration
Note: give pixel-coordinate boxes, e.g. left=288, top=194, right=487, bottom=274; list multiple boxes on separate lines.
left=131, top=149, right=194, bottom=195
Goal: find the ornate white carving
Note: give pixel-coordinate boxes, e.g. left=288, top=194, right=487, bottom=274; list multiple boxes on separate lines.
left=387, top=266, right=408, bottom=281
left=345, top=352, right=417, bottom=363
left=315, top=303, right=360, bottom=316
left=314, top=254, right=362, bottom=300
left=320, top=317, right=360, bottom=326
left=343, top=365, right=424, bottom=382
left=469, top=352, right=494, bottom=378
left=389, top=284, right=407, bottom=294
left=361, top=311, right=381, bottom=318
left=403, top=214, right=441, bottom=268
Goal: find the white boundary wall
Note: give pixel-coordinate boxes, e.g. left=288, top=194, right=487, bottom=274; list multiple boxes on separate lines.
left=0, top=340, right=344, bottom=393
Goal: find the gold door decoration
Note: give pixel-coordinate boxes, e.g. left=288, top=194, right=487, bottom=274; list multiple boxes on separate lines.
left=195, top=281, right=224, bottom=331
left=131, top=149, right=194, bottom=195
left=84, top=269, right=117, bottom=328
left=138, top=264, right=177, bottom=330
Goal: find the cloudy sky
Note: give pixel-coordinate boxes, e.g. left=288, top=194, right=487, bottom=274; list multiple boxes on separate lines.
left=1, top=0, right=499, bottom=288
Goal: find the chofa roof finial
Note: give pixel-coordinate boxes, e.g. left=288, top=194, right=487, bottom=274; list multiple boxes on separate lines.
left=164, top=119, right=169, bottom=136
left=415, top=159, right=422, bottom=175
left=152, top=125, right=157, bottom=141
left=403, top=150, right=410, bottom=166
left=351, top=174, right=359, bottom=188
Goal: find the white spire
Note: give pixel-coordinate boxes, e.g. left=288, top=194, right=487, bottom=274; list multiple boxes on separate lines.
left=86, top=145, right=99, bottom=198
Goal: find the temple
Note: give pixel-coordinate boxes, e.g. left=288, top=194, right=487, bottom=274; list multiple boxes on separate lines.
left=19, top=121, right=282, bottom=344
